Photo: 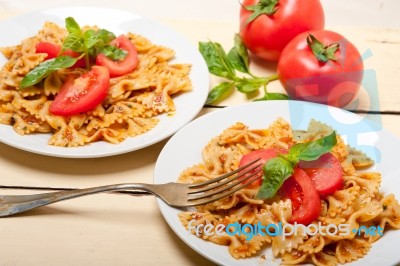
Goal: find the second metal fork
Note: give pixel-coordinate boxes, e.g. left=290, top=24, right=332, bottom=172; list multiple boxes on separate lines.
left=0, top=159, right=263, bottom=217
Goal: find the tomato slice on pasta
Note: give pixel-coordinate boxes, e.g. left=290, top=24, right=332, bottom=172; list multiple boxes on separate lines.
left=298, top=152, right=343, bottom=197
left=50, top=66, right=110, bottom=116
left=35, top=41, right=86, bottom=68
left=35, top=42, right=60, bottom=60
left=280, top=167, right=321, bottom=225
left=96, top=34, right=138, bottom=77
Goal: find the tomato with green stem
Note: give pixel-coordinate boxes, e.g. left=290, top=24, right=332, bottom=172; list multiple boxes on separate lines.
left=277, top=30, right=364, bottom=107
left=239, top=0, right=325, bottom=61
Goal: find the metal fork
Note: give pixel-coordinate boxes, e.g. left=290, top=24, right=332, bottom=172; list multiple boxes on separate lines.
left=0, top=159, right=262, bottom=217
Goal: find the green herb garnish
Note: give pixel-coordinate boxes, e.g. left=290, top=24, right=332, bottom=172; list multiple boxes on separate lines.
left=20, top=56, right=78, bottom=88
left=257, top=156, right=294, bottom=199
left=256, top=131, right=337, bottom=199
left=199, top=33, right=286, bottom=104
left=199, top=41, right=236, bottom=80
left=62, top=17, right=127, bottom=66
left=20, top=17, right=127, bottom=89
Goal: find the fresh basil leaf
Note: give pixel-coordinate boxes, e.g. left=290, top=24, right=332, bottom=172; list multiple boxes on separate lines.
left=84, top=29, right=115, bottom=50
left=65, top=17, right=81, bottom=35
left=62, top=17, right=85, bottom=54
left=256, top=157, right=294, bottom=199
left=233, top=34, right=249, bottom=69
left=198, top=41, right=236, bottom=80
left=227, top=34, right=249, bottom=73
left=20, top=56, right=78, bottom=89
left=288, top=131, right=337, bottom=163
left=254, top=92, right=289, bottom=101
left=227, top=48, right=247, bottom=74
left=95, top=29, right=116, bottom=44
left=206, top=81, right=235, bottom=104
left=83, top=30, right=102, bottom=49
left=236, top=77, right=265, bottom=93
left=62, top=32, right=85, bottom=53
left=96, top=45, right=127, bottom=60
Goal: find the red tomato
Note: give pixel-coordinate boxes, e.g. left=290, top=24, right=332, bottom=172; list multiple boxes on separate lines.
left=35, top=42, right=86, bottom=68
left=277, top=30, right=364, bottom=107
left=238, top=148, right=286, bottom=188
left=96, top=34, right=138, bottom=77
left=298, top=152, right=343, bottom=197
left=36, top=42, right=60, bottom=60
left=280, top=168, right=321, bottom=225
left=50, top=66, right=110, bottom=116
left=239, top=0, right=324, bottom=61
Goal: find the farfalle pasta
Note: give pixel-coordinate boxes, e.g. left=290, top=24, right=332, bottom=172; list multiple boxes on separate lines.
left=0, top=21, right=192, bottom=147
left=177, top=118, right=400, bottom=265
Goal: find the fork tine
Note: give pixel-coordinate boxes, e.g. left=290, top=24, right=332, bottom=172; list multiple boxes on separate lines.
left=188, top=158, right=261, bottom=189
left=188, top=162, right=262, bottom=194
left=186, top=172, right=263, bottom=206
left=187, top=168, right=263, bottom=201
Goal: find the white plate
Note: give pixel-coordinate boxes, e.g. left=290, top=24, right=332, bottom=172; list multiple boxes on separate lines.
left=154, top=100, right=400, bottom=266
left=0, top=6, right=209, bottom=158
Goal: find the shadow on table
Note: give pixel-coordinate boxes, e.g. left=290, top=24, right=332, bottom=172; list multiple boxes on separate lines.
left=0, top=138, right=168, bottom=178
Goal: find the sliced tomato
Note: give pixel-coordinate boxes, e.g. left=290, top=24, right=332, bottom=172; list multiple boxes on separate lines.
left=298, top=152, right=343, bottom=197
left=36, top=42, right=60, bottom=60
left=36, top=41, right=86, bottom=68
left=96, top=34, right=138, bottom=77
left=280, top=168, right=321, bottom=225
left=50, top=66, right=110, bottom=116
left=238, top=148, right=287, bottom=188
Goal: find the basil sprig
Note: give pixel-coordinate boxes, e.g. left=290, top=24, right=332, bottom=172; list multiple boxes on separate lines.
left=199, top=41, right=236, bottom=80
left=62, top=17, right=127, bottom=63
left=20, top=56, right=78, bottom=88
left=20, top=17, right=127, bottom=89
left=256, top=131, right=337, bottom=199
left=199, top=33, right=287, bottom=104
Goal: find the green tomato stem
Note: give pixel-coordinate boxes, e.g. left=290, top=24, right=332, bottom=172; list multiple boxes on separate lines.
left=259, top=73, right=279, bottom=91
left=264, top=73, right=279, bottom=84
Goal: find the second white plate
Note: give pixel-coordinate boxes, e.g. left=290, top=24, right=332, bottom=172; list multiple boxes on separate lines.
left=155, top=100, right=400, bottom=266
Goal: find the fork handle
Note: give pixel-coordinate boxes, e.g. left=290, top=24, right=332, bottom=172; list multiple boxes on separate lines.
left=0, top=183, right=155, bottom=217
